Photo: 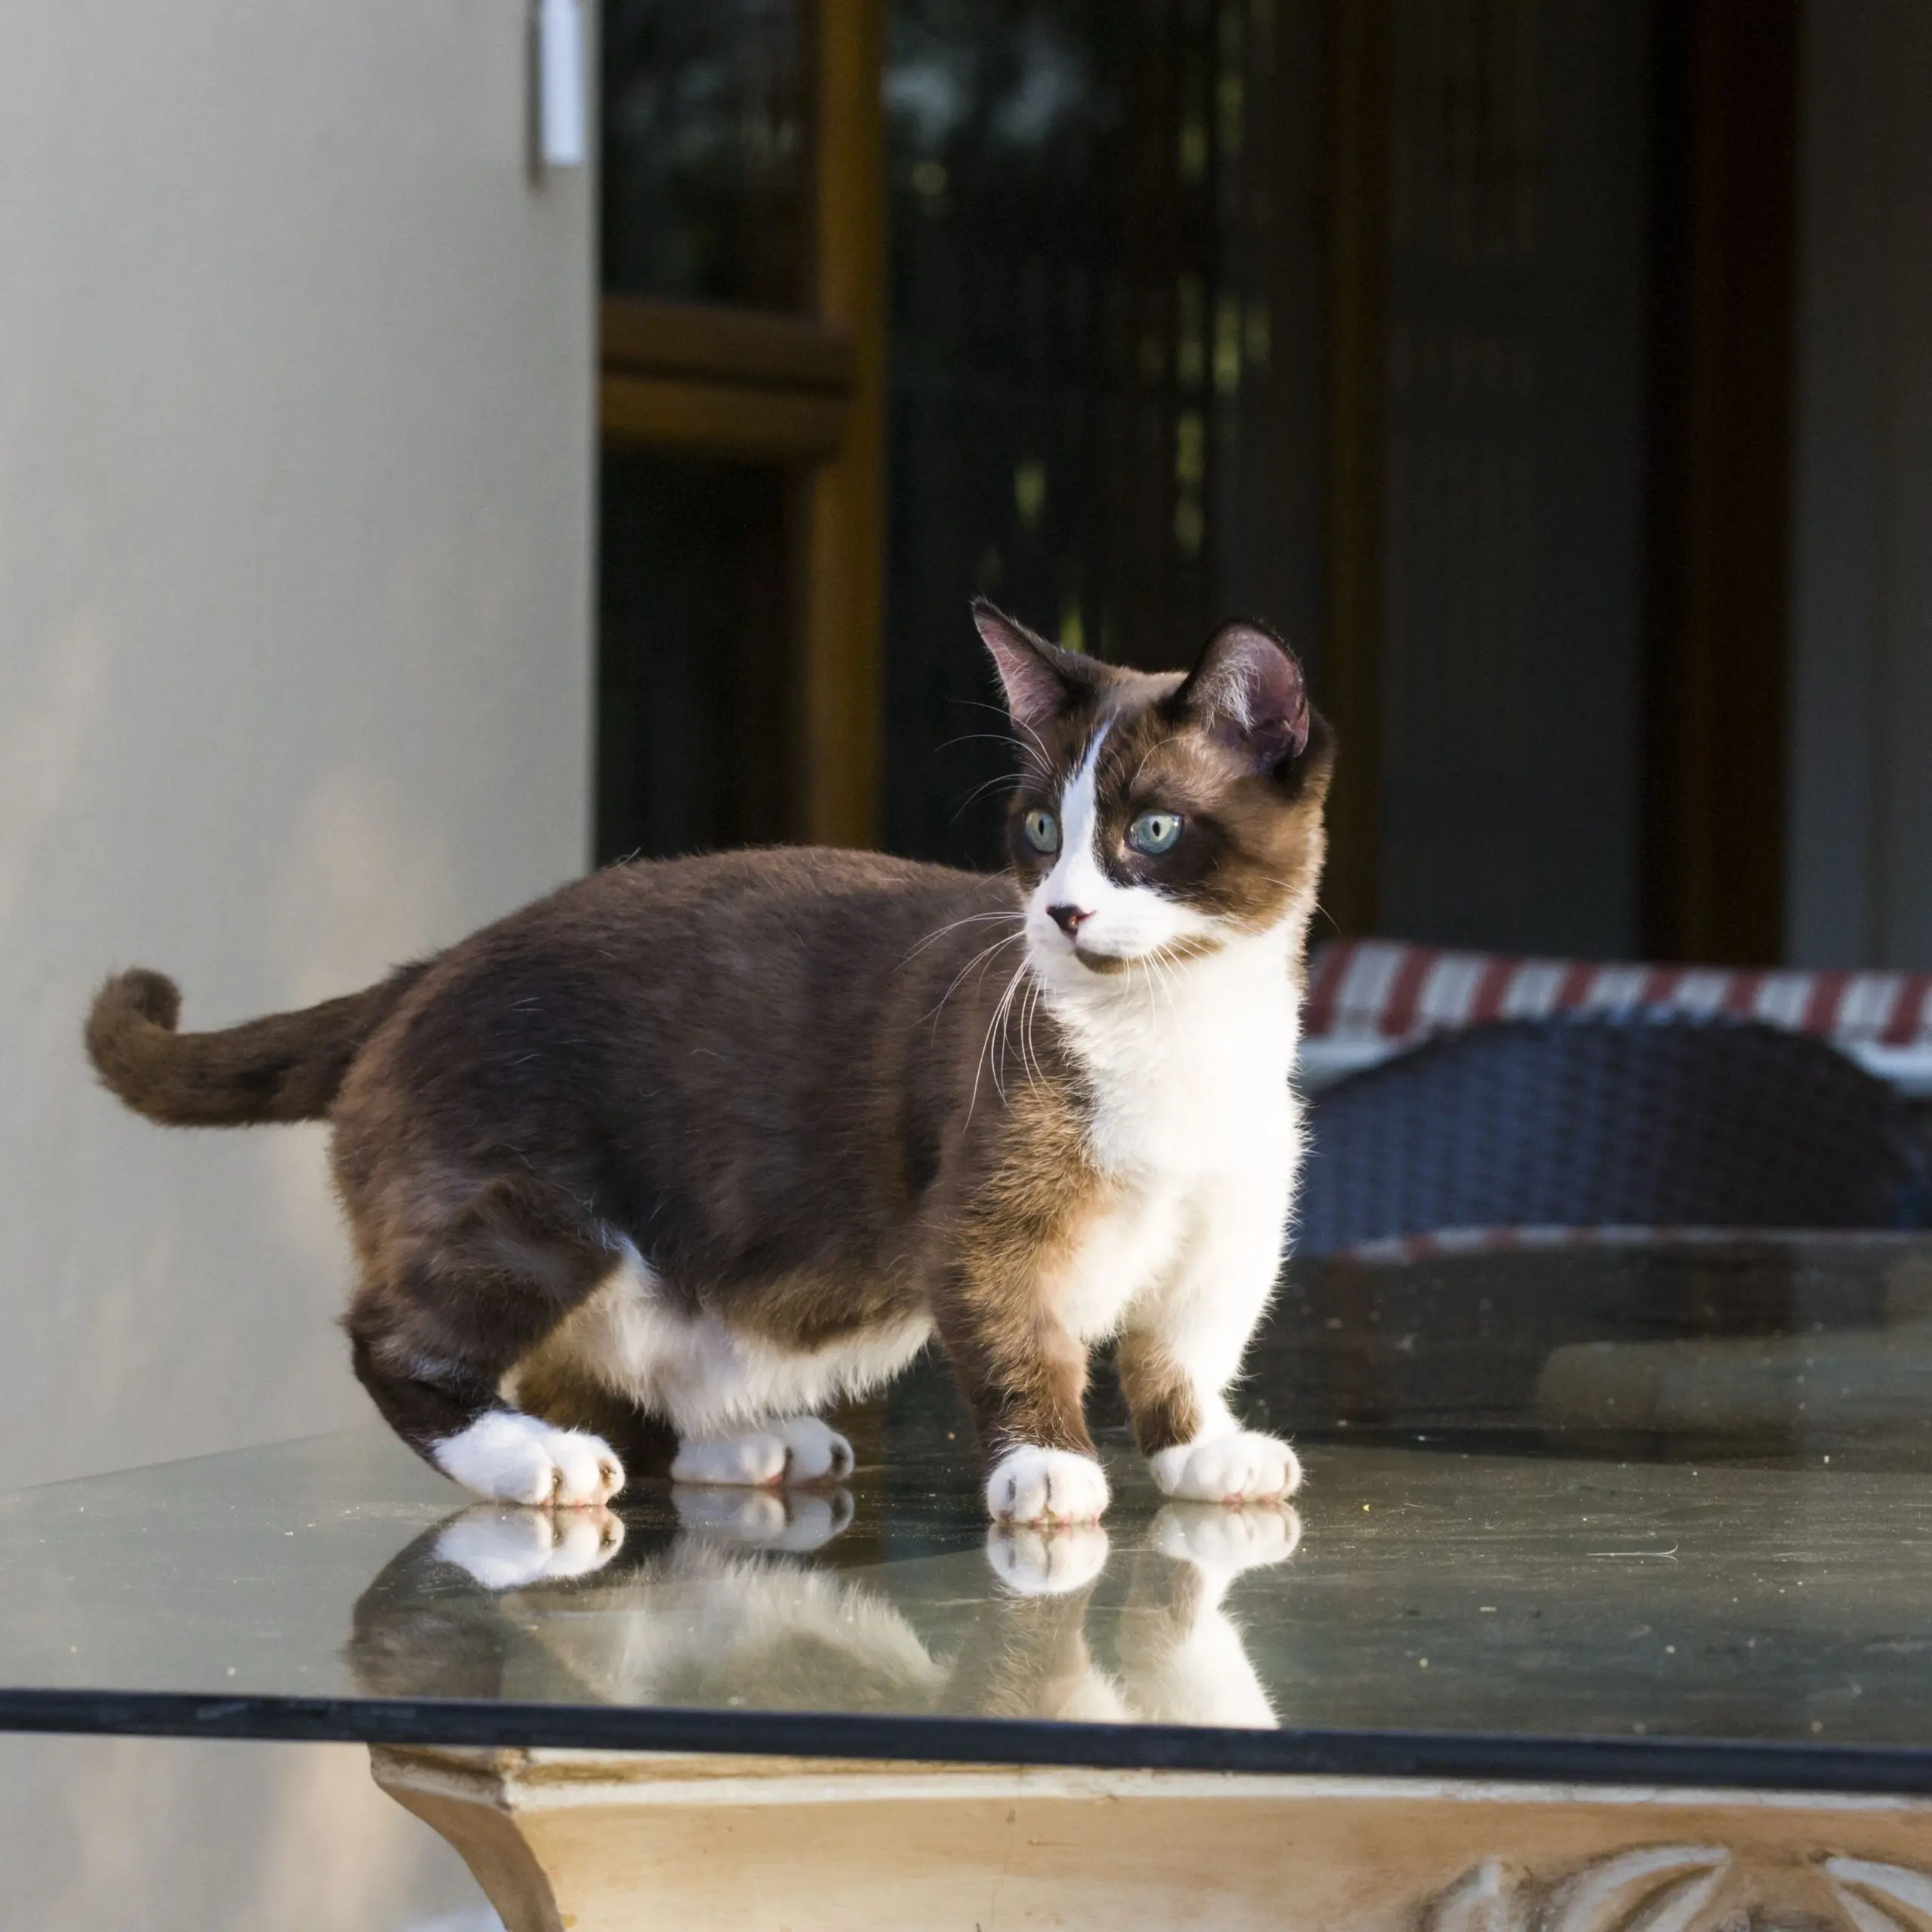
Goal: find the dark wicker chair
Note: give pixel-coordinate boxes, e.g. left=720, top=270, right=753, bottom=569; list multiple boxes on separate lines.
left=1294, top=1015, right=1931, bottom=1260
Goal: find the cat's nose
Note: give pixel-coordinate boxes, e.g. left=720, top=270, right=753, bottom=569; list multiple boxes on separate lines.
left=1048, top=904, right=1093, bottom=938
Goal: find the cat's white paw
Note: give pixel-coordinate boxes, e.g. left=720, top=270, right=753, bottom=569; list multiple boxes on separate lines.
left=985, top=1446, right=1110, bottom=1524
left=986, top=1521, right=1111, bottom=1595
left=672, top=1484, right=855, bottom=1552
left=1149, top=1431, right=1301, bottom=1506
left=432, top=1411, right=626, bottom=1507
left=1150, top=1501, right=1302, bottom=1573
left=778, top=1415, right=857, bottom=1481
left=435, top=1504, right=625, bottom=1589
left=671, top=1417, right=854, bottom=1487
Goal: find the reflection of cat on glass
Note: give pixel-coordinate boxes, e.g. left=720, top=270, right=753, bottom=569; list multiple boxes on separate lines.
left=349, top=1493, right=1296, bottom=1734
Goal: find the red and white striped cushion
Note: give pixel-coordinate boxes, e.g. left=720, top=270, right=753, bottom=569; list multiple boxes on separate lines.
left=1303, top=940, right=1932, bottom=1048
left=1298, top=941, right=1932, bottom=1095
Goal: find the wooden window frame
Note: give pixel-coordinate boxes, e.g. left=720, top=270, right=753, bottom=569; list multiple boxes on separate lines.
left=598, top=0, right=886, bottom=850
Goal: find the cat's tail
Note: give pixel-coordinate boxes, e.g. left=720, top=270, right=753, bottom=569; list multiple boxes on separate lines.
left=85, top=962, right=430, bottom=1126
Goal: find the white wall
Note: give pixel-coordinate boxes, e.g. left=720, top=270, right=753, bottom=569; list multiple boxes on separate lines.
left=6, top=1736, right=494, bottom=1932
left=0, top=2, right=592, bottom=1924
left=1788, top=0, right=1932, bottom=968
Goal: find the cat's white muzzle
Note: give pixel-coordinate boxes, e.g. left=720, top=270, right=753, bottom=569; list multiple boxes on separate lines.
left=1025, top=888, right=1214, bottom=982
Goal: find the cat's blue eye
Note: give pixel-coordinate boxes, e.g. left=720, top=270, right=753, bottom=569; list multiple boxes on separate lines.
left=1127, top=811, right=1183, bottom=856
left=1023, top=808, right=1061, bottom=854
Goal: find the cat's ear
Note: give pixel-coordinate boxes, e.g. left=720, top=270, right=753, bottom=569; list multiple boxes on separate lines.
left=974, top=598, right=1097, bottom=732
left=1178, top=620, right=1310, bottom=771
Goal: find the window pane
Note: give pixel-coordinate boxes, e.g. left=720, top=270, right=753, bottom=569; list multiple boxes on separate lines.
left=598, top=451, right=793, bottom=861
left=881, top=2, right=1651, bottom=959
left=601, top=0, right=810, bottom=306
left=881, top=0, right=1329, bottom=869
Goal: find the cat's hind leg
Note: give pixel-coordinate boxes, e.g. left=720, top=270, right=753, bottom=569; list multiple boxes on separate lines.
left=346, top=1174, right=629, bottom=1507
left=514, top=1256, right=867, bottom=1491
left=669, top=1415, right=855, bottom=1487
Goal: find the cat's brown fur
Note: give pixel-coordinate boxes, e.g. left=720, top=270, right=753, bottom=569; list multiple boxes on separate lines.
left=85, top=607, right=1334, bottom=1520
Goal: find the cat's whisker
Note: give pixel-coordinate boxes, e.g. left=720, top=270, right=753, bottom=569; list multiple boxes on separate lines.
left=1129, top=734, right=1180, bottom=792
left=952, top=698, right=1054, bottom=780
left=990, top=967, right=1025, bottom=1105
left=900, top=908, right=1023, bottom=970
left=1140, top=949, right=1178, bottom=1024
left=1017, top=975, right=1046, bottom=1088
left=950, top=773, right=1027, bottom=821
left=1148, top=940, right=1190, bottom=1018
left=936, top=730, right=1051, bottom=777
left=968, top=954, right=1032, bottom=1122
left=1142, top=952, right=1168, bottom=1014
left=989, top=955, right=1034, bottom=1108
left=935, top=728, right=1018, bottom=750
left=924, top=929, right=1026, bottom=1031
left=1020, top=981, right=1051, bottom=1089
left=937, top=931, right=1026, bottom=1020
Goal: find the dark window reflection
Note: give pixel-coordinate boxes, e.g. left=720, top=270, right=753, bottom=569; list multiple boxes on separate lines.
left=881, top=0, right=1329, bottom=869
left=597, top=452, right=793, bottom=861
left=1376, top=0, right=1649, bottom=957
left=601, top=0, right=810, bottom=307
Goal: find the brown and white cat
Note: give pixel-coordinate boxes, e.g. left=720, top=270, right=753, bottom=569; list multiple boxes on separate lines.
left=85, top=602, right=1334, bottom=1524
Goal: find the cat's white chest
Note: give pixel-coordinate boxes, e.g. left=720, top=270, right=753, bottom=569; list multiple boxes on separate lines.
left=1052, top=941, right=1300, bottom=1182
left=1041, top=937, right=1303, bottom=1339
left=1084, top=1023, right=1297, bottom=1179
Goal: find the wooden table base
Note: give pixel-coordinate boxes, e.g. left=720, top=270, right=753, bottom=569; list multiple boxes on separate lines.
left=371, top=1746, right=1932, bottom=1931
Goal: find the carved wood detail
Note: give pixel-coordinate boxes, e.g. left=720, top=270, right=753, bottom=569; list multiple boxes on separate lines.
left=1423, top=1844, right=1932, bottom=1932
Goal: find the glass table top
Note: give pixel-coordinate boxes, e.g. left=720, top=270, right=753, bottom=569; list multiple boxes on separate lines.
left=4, top=1234, right=1932, bottom=1792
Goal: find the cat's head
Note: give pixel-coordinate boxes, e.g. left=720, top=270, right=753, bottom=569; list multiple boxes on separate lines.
left=976, top=600, right=1335, bottom=987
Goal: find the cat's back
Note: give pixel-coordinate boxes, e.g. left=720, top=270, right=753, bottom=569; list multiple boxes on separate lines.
left=586, top=845, right=996, bottom=927
left=353, top=846, right=1013, bottom=1103
left=552, top=845, right=1010, bottom=970
left=411, top=845, right=998, bottom=970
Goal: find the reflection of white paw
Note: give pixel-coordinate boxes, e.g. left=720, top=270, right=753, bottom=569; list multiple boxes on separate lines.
left=435, top=1505, right=625, bottom=1589
left=1151, top=1502, right=1301, bottom=1573
left=985, top=1446, right=1110, bottom=1524
left=672, top=1484, right=855, bottom=1552
left=1149, top=1432, right=1301, bottom=1505
left=670, top=1417, right=855, bottom=1487
left=986, top=1522, right=1111, bottom=1596
left=432, top=1411, right=626, bottom=1506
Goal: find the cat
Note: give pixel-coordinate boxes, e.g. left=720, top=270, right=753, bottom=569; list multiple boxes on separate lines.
left=84, top=601, right=1334, bottom=1524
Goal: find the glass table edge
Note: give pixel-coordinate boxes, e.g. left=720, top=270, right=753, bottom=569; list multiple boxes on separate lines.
left=2, top=1689, right=1930, bottom=1798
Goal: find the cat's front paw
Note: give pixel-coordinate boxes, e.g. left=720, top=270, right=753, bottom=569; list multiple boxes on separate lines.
left=985, top=1446, right=1110, bottom=1524
left=435, top=1504, right=624, bottom=1589
left=1149, top=1432, right=1301, bottom=1506
left=986, top=1521, right=1111, bottom=1595
left=433, top=1411, right=626, bottom=1507
left=1151, top=1500, right=1302, bottom=1573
